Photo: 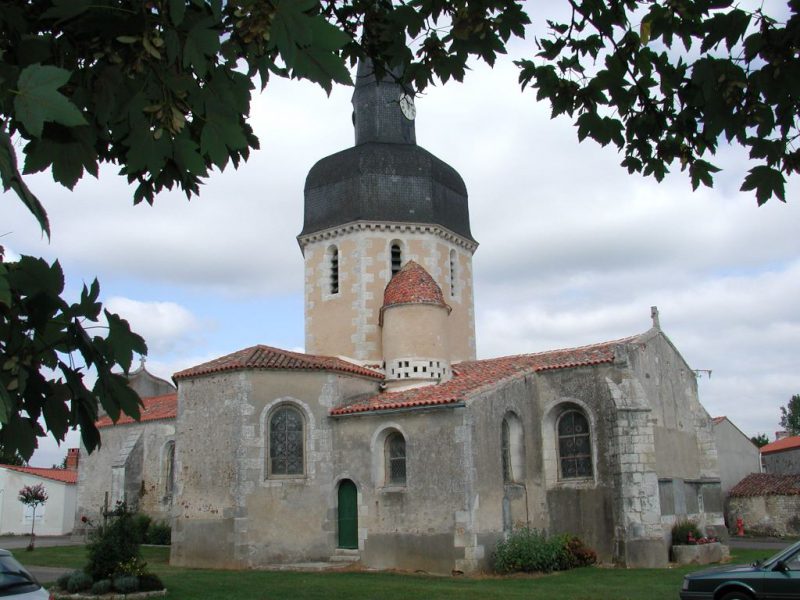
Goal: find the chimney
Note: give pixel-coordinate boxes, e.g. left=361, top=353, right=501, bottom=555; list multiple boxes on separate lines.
left=66, top=448, right=80, bottom=471
left=775, top=431, right=789, bottom=441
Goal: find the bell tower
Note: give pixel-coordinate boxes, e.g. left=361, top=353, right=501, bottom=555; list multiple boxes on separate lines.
left=298, top=60, right=478, bottom=366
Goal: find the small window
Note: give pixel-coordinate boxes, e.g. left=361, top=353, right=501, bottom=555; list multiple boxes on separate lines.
left=449, top=249, right=457, bottom=296
left=269, top=406, right=304, bottom=476
left=557, top=410, right=592, bottom=479
left=501, top=420, right=512, bottom=483
left=391, top=243, right=402, bottom=277
left=162, top=441, right=175, bottom=500
left=329, top=246, right=339, bottom=295
left=386, top=432, right=406, bottom=485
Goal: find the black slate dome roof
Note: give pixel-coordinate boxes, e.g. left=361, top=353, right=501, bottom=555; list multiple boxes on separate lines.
left=299, top=60, right=475, bottom=243
left=301, top=142, right=474, bottom=242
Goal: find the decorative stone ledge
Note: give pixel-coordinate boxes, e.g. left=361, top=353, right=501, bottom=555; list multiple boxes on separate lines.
left=52, top=590, right=166, bottom=600
left=671, top=543, right=729, bottom=565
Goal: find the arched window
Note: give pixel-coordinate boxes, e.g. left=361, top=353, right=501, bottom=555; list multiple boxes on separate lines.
left=557, top=410, right=592, bottom=479
left=502, top=412, right=524, bottom=483
left=385, top=432, right=406, bottom=485
left=449, top=249, right=457, bottom=297
left=501, top=419, right=511, bottom=482
left=390, top=242, right=402, bottom=277
left=329, top=245, right=339, bottom=295
left=269, top=406, right=304, bottom=476
left=162, top=440, right=175, bottom=501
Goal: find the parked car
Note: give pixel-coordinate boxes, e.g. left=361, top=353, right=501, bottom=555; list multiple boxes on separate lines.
left=0, top=549, right=52, bottom=599
left=680, top=539, right=800, bottom=599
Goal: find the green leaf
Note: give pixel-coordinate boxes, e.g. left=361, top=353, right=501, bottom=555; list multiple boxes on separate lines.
left=105, top=311, right=147, bottom=374
left=740, top=166, right=786, bottom=205
left=0, top=129, right=50, bottom=237
left=23, top=128, right=99, bottom=189
left=169, top=0, right=186, bottom=26
left=41, top=0, right=91, bottom=20
left=183, top=18, right=220, bottom=78
left=13, top=64, right=87, bottom=138
left=173, top=133, right=207, bottom=175
left=0, top=265, right=10, bottom=308
left=0, top=385, right=12, bottom=426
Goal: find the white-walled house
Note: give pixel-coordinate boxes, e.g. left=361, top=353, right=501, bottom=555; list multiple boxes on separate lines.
left=0, top=457, right=78, bottom=536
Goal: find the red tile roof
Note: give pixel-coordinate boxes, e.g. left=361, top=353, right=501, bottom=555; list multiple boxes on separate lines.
left=331, top=336, right=635, bottom=416
left=0, top=465, right=77, bottom=484
left=711, top=416, right=727, bottom=425
left=383, top=261, right=448, bottom=310
left=760, top=435, right=800, bottom=455
left=96, top=393, right=177, bottom=428
left=728, top=473, right=800, bottom=497
left=174, top=345, right=383, bottom=380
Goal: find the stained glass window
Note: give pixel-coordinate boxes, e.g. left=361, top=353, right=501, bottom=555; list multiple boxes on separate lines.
left=386, top=432, right=406, bottom=485
left=270, top=406, right=304, bottom=476
left=557, top=410, right=592, bottom=479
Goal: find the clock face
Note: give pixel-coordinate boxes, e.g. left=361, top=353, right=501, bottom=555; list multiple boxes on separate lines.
left=399, top=93, right=416, bottom=120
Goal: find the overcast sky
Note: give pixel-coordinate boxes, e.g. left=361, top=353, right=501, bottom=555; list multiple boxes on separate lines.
left=3, top=5, right=798, bottom=467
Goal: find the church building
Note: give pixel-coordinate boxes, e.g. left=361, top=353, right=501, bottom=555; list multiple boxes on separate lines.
left=75, top=61, right=725, bottom=572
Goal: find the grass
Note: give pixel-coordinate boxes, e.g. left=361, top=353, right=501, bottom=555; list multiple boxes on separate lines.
left=14, top=546, right=779, bottom=600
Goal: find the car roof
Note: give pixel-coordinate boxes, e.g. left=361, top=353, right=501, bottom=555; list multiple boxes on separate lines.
left=0, top=549, right=11, bottom=556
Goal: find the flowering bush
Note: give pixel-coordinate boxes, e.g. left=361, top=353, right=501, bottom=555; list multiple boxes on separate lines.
left=672, top=520, right=719, bottom=545
left=17, top=483, right=48, bottom=550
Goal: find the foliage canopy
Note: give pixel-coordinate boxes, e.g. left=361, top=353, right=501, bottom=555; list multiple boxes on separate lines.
left=779, top=393, right=800, bottom=435
left=0, top=0, right=797, bottom=459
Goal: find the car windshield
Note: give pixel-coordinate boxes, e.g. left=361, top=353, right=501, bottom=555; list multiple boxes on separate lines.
left=754, top=541, right=800, bottom=570
left=0, top=555, right=36, bottom=592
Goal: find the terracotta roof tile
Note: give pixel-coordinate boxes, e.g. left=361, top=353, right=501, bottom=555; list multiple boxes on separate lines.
left=174, top=345, right=383, bottom=380
left=711, top=416, right=727, bottom=425
left=728, top=473, right=800, bottom=497
left=96, top=393, right=177, bottom=428
left=331, top=335, right=636, bottom=416
left=0, top=465, right=77, bottom=484
left=383, top=261, right=448, bottom=309
left=760, top=435, right=800, bottom=455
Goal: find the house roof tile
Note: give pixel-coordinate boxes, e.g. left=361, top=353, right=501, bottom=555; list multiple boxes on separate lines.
left=383, top=261, right=448, bottom=310
left=330, top=335, right=636, bottom=416
left=96, top=393, right=177, bottom=428
left=711, top=416, right=727, bottom=425
left=760, top=435, right=800, bottom=455
left=0, top=465, right=77, bottom=484
left=728, top=473, right=800, bottom=497
left=174, top=345, right=383, bottom=380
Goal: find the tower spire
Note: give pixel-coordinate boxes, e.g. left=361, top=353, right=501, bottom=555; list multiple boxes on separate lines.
left=352, top=59, right=416, bottom=146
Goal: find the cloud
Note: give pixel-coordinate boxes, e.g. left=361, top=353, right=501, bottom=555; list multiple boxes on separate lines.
left=105, top=297, right=202, bottom=356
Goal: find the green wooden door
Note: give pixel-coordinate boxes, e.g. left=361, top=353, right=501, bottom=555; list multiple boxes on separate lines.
left=337, top=479, right=358, bottom=549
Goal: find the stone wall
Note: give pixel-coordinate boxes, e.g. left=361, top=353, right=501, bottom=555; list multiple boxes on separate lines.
left=763, top=449, right=800, bottom=475
left=728, top=495, right=800, bottom=537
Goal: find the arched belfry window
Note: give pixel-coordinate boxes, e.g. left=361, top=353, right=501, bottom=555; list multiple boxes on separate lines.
left=557, top=410, right=592, bottom=479
left=449, top=249, right=457, bottom=297
left=269, top=405, right=305, bottom=476
left=385, top=432, right=406, bottom=485
left=502, top=412, right=524, bottom=483
left=390, top=243, right=402, bottom=278
left=329, top=245, right=339, bottom=295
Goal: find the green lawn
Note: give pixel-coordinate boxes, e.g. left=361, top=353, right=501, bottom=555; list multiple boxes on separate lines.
left=14, top=546, right=776, bottom=600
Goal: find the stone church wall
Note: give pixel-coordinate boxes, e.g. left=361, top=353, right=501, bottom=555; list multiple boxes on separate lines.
left=74, top=419, right=174, bottom=532
left=763, top=449, right=800, bottom=475
left=331, top=406, right=471, bottom=573
left=171, top=369, right=379, bottom=569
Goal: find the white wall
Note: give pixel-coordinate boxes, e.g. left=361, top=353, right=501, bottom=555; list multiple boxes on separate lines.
left=0, top=469, right=77, bottom=535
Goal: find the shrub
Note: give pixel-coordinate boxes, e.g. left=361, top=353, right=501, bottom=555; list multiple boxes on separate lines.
left=66, top=571, right=93, bottom=593
left=57, top=570, right=80, bottom=590
left=130, top=513, right=152, bottom=544
left=672, top=520, right=703, bottom=545
left=86, top=504, right=143, bottom=580
left=113, top=575, right=140, bottom=594
left=138, top=573, right=165, bottom=592
left=146, top=521, right=172, bottom=545
left=493, top=529, right=597, bottom=574
left=565, top=535, right=598, bottom=567
left=91, top=579, right=113, bottom=595
left=116, top=556, right=148, bottom=577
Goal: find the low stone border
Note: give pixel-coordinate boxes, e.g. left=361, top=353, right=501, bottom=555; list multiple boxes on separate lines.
left=51, top=589, right=166, bottom=600
left=671, top=542, right=729, bottom=565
